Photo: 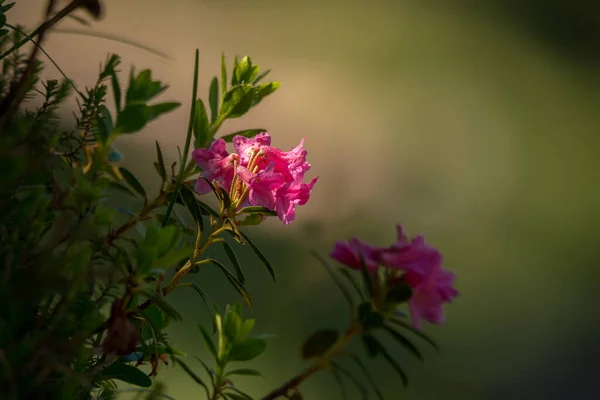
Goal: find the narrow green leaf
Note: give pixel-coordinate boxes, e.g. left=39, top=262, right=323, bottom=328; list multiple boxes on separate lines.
left=236, top=205, right=277, bottom=216
left=224, top=390, right=253, bottom=400
left=174, top=357, right=209, bottom=396
left=228, top=338, right=267, bottom=362
left=331, top=362, right=367, bottom=399
left=221, top=85, right=255, bottom=119
left=225, top=368, right=262, bottom=378
left=99, top=362, right=152, bottom=387
left=338, top=268, right=365, bottom=300
left=220, top=128, right=266, bottom=143
left=139, top=289, right=182, bottom=321
left=196, top=199, right=220, bottom=218
left=311, top=251, right=354, bottom=309
left=239, top=231, right=275, bottom=281
left=153, top=246, right=193, bottom=270
left=252, top=69, right=271, bottom=85
left=253, top=81, right=280, bottom=106
left=162, top=49, right=199, bottom=226
left=207, top=258, right=252, bottom=309
left=192, top=99, right=210, bottom=149
left=197, top=323, right=218, bottom=360
left=358, top=254, right=374, bottom=298
left=371, top=336, right=408, bottom=387
left=387, top=318, right=439, bottom=351
left=330, top=367, right=348, bottom=400
left=150, top=102, right=180, bottom=120
left=111, top=67, right=122, bottom=112
left=108, top=180, right=136, bottom=197
left=221, top=52, right=228, bottom=95
left=154, top=140, right=167, bottom=181
left=209, top=77, right=219, bottom=123
left=177, top=282, right=216, bottom=332
left=118, top=167, right=146, bottom=198
left=194, top=356, right=216, bottom=387
left=361, top=334, right=379, bottom=358
left=231, top=55, right=240, bottom=86
left=383, top=324, right=423, bottom=361
left=301, top=329, right=339, bottom=359
left=349, top=355, right=385, bottom=400
left=222, top=241, right=245, bottom=284
left=179, top=184, right=204, bottom=232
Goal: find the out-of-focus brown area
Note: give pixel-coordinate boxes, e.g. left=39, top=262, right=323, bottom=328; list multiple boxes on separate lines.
left=11, top=1, right=600, bottom=399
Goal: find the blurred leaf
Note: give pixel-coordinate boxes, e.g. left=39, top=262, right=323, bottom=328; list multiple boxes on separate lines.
left=221, top=85, right=254, bottom=119
left=236, top=206, right=277, bottom=216
left=369, top=335, right=408, bottom=387
left=253, top=82, right=280, bottom=106
left=174, top=357, right=209, bottom=396
left=387, top=318, right=439, bottom=351
left=149, top=102, right=180, bottom=121
left=207, top=259, right=252, bottom=309
left=193, top=99, right=210, bottom=149
left=239, top=231, right=275, bottom=281
left=178, top=282, right=216, bottom=332
left=139, top=289, right=182, bottom=321
left=238, top=214, right=265, bottom=226
left=331, top=362, right=367, bottom=399
left=357, top=302, right=383, bottom=330
left=311, top=251, right=354, bottom=309
left=96, top=107, right=114, bottom=145
left=225, top=368, right=262, bottom=378
left=228, top=338, right=267, bottom=362
left=361, top=335, right=379, bottom=358
left=153, top=246, right=193, bottom=270
left=220, top=128, right=266, bottom=143
left=110, top=62, right=122, bottom=112
left=224, top=390, right=253, bottom=400
left=222, top=241, right=244, bottom=284
left=115, top=103, right=152, bottom=134
left=221, top=52, right=228, bottom=95
left=196, top=198, right=220, bottom=218
left=301, top=329, right=339, bottom=359
left=154, top=140, right=167, bottom=181
left=194, top=356, right=216, bottom=387
left=99, top=362, right=152, bottom=388
left=118, top=167, right=146, bottom=198
left=252, top=69, right=271, bottom=85
left=383, top=325, right=423, bottom=361
left=358, top=255, right=373, bottom=297
left=179, top=184, right=204, bottom=232
left=209, top=77, right=219, bottom=123
left=349, top=355, right=385, bottom=400
left=338, top=269, right=365, bottom=301
left=330, top=367, right=348, bottom=400
left=197, top=323, right=218, bottom=360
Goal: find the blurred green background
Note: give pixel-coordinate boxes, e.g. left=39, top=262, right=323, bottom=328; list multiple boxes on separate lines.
left=11, top=0, right=600, bottom=399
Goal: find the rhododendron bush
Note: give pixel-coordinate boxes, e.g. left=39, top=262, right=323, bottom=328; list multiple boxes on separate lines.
left=0, top=1, right=459, bottom=399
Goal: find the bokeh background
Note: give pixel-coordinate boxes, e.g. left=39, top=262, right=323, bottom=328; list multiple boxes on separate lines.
left=11, top=0, right=600, bottom=399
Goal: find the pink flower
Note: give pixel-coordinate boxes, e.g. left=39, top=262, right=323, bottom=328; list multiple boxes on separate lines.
left=329, top=237, right=387, bottom=271
left=379, top=225, right=442, bottom=273
left=403, top=257, right=459, bottom=329
left=192, top=132, right=317, bottom=225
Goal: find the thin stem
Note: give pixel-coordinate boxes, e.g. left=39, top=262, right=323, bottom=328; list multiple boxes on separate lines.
left=260, top=323, right=362, bottom=400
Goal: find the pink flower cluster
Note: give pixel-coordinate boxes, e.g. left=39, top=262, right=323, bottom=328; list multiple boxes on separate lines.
left=191, top=133, right=318, bottom=225
left=330, top=225, right=459, bottom=329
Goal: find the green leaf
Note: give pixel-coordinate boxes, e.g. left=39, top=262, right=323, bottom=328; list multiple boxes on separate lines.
left=192, top=99, right=210, bottom=149
left=338, top=268, right=365, bottom=300
left=154, top=140, right=167, bottom=181
left=253, top=82, right=280, bottom=106
left=209, top=77, right=219, bottom=123
left=330, top=362, right=367, bottom=399
left=228, top=338, right=267, bottom=362
left=110, top=67, right=121, bottom=112
left=207, top=259, right=252, bottom=309
left=369, top=335, right=408, bottom=387
left=194, top=356, right=216, bottom=387
left=179, top=184, right=204, bottom=233
left=383, top=324, right=423, bottom=361
left=238, top=318, right=255, bottom=340
left=252, top=69, right=271, bottom=85
left=238, top=214, right=265, bottom=226
left=139, top=289, right=182, bottom=321
left=96, top=106, right=114, bottom=145
left=361, top=335, right=379, bottom=358
left=220, top=128, right=266, bottom=143
left=221, top=85, right=255, bottom=119
left=224, top=390, right=254, bottom=400
left=149, top=102, right=180, bottom=120
left=358, top=254, right=374, bottom=298
left=174, top=357, right=209, bottom=396
left=301, top=329, right=339, bottom=359
left=153, top=246, right=193, bottom=270
left=231, top=55, right=240, bottom=86
left=115, top=103, right=152, bottom=134
left=196, top=199, right=220, bottom=218
left=108, top=181, right=136, bottom=197
left=1, top=2, right=16, bottom=13
left=99, top=362, right=152, bottom=388
left=197, top=323, right=218, bottom=360
left=236, top=206, right=277, bottom=216
left=225, top=368, right=262, bottom=378
left=387, top=318, right=439, bottom=351
left=239, top=231, right=275, bottom=281
left=311, top=251, right=354, bottom=309
left=118, top=167, right=146, bottom=198
left=221, top=52, right=228, bottom=95
left=357, top=302, right=383, bottom=330
left=222, top=241, right=244, bottom=284
left=349, top=355, right=385, bottom=400
left=178, top=282, right=216, bottom=332
left=384, top=283, right=412, bottom=304
left=330, top=367, right=348, bottom=400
